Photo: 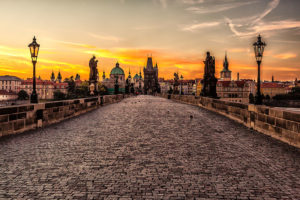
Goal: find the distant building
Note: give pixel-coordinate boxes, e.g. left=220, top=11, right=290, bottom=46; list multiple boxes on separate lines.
left=102, top=62, right=126, bottom=94
left=133, top=70, right=143, bottom=94
left=0, top=90, right=18, bottom=101
left=21, top=78, right=67, bottom=100
left=195, top=78, right=202, bottom=96
left=179, top=79, right=196, bottom=95
left=159, top=78, right=173, bottom=94
left=0, top=75, right=22, bottom=93
left=143, top=57, right=159, bottom=94
left=261, top=82, right=290, bottom=97
left=217, top=79, right=256, bottom=103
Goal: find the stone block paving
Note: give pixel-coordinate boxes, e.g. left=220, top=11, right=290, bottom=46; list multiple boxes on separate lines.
left=0, top=95, right=299, bottom=199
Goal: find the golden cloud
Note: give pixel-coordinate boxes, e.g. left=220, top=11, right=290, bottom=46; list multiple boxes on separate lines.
left=273, top=53, right=297, bottom=60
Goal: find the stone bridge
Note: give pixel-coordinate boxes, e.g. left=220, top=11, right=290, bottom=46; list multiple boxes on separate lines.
left=0, top=96, right=299, bottom=199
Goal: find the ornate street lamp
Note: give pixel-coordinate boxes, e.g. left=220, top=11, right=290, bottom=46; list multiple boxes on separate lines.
left=28, top=36, right=40, bottom=103
left=253, top=34, right=266, bottom=105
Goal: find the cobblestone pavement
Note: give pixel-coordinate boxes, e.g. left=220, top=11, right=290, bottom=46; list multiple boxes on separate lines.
left=0, top=96, right=300, bottom=200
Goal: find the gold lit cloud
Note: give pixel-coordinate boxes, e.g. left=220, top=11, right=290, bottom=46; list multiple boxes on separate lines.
left=273, top=53, right=297, bottom=60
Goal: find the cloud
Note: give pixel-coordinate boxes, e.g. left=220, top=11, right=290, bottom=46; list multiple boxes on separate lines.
left=252, top=0, right=280, bottom=24
left=225, top=17, right=256, bottom=37
left=226, top=17, right=300, bottom=38
left=186, top=1, right=256, bottom=14
left=153, top=0, right=168, bottom=8
left=181, top=0, right=204, bottom=4
left=133, top=25, right=160, bottom=31
left=160, top=0, right=168, bottom=8
left=273, top=53, right=297, bottom=60
left=255, top=20, right=300, bottom=32
left=56, top=41, right=96, bottom=49
left=88, top=33, right=122, bottom=42
left=182, top=22, right=220, bottom=31
left=225, top=0, right=287, bottom=38
left=228, top=48, right=251, bottom=53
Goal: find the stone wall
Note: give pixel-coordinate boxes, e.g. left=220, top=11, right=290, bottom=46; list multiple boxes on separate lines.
left=0, top=94, right=127, bottom=138
left=159, top=94, right=300, bottom=148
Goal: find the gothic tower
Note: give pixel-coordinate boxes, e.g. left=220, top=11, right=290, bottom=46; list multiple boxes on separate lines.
left=50, top=70, right=55, bottom=82
left=220, top=52, right=231, bottom=81
left=143, top=56, right=159, bottom=94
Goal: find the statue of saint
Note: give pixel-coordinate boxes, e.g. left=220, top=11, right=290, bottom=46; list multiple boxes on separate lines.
left=89, top=56, right=96, bottom=81
left=89, top=56, right=99, bottom=81
left=204, top=52, right=216, bottom=78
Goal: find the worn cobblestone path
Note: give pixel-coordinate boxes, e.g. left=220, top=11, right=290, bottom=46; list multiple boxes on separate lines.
left=0, top=96, right=300, bottom=200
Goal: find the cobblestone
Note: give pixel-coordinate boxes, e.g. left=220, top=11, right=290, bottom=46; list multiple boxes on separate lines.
left=0, top=95, right=299, bottom=199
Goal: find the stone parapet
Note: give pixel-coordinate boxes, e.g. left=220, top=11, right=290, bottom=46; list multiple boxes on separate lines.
left=0, top=94, right=127, bottom=138
left=158, top=94, right=300, bottom=148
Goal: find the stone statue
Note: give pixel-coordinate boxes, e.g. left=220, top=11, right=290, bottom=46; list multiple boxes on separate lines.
left=89, top=56, right=99, bottom=82
left=201, top=51, right=217, bottom=98
left=204, top=52, right=215, bottom=77
left=89, top=56, right=99, bottom=95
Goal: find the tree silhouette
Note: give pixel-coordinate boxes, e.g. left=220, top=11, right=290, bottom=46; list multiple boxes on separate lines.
left=18, top=90, right=29, bottom=100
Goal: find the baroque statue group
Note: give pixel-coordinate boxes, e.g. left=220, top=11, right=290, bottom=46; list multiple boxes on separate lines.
left=89, top=55, right=99, bottom=95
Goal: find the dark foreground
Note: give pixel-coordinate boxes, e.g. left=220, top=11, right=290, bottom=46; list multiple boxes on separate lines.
left=0, top=96, right=299, bottom=199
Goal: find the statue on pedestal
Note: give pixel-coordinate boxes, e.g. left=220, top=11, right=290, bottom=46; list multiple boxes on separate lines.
left=89, top=56, right=99, bottom=95
left=201, top=52, right=217, bottom=98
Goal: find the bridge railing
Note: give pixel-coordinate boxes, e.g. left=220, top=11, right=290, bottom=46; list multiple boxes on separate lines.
left=159, top=94, right=300, bottom=148
left=0, top=94, right=129, bottom=138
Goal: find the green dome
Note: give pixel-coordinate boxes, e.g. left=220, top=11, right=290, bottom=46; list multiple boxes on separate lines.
left=110, top=62, right=124, bottom=75
left=133, top=74, right=139, bottom=80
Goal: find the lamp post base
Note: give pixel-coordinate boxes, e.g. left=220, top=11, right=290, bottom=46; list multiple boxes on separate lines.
left=30, top=92, right=38, bottom=104
left=255, top=94, right=262, bottom=105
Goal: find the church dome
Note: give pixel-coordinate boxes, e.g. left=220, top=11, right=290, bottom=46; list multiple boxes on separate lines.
left=110, top=62, right=124, bottom=75
left=133, top=74, right=139, bottom=80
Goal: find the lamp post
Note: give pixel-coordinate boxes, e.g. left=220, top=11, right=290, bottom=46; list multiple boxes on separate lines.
left=253, top=34, right=266, bottom=105
left=180, top=75, right=183, bottom=95
left=28, top=36, right=40, bottom=104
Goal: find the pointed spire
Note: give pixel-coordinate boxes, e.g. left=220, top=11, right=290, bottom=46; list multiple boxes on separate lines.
left=139, top=67, right=142, bottom=79
left=102, top=71, right=106, bottom=80
left=223, top=51, right=229, bottom=71
left=146, top=57, right=153, bottom=69
left=128, top=67, right=132, bottom=79
left=51, top=70, right=55, bottom=82
left=57, top=70, right=62, bottom=83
